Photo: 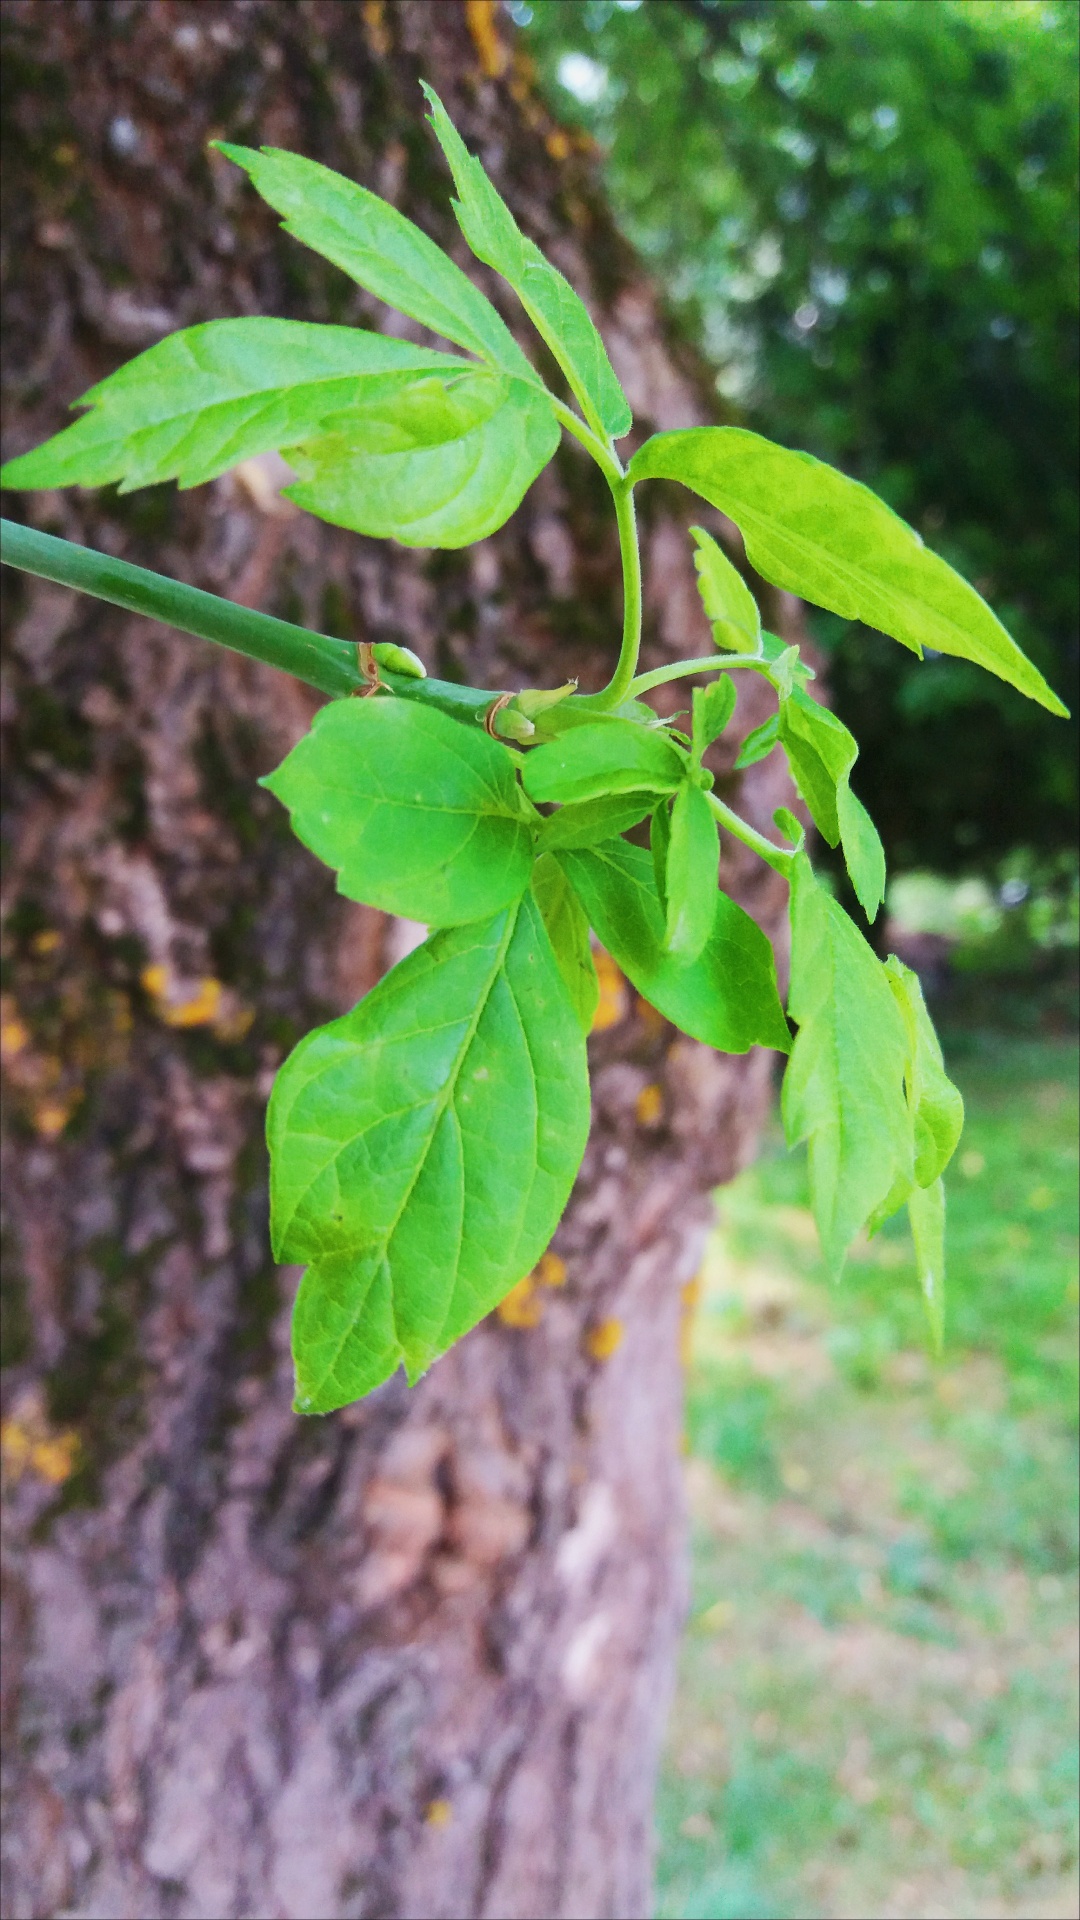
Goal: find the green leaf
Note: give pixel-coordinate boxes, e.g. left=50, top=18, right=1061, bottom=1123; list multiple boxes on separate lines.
left=651, top=798, right=671, bottom=913
left=271, top=894, right=590, bottom=1411
left=261, top=696, right=534, bottom=924
left=282, top=376, right=559, bottom=548
left=0, top=320, right=503, bottom=493
left=558, top=840, right=790, bottom=1054
left=691, top=677, right=737, bottom=761
left=689, top=525, right=760, bottom=653
left=908, top=1178, right=946, bottom=1355
left=778, top=687, right=885, bottom=921
left=781, top=853, right=913, bottom=1274
left=522, top=719, right=686, bottom=806
left=835, top=782, right=887, bottom=923
left=536, top=790, right=656, bottom=851
left=883, top=957, right=965, bottom=1187
left=532, top=851, right=599, bottom=1033
left=213, top=141, right=539, bottom=385
left=664, top=783, right=719, bottom=962
left=630, top=428, right=1068, bottom=716
left=734, top=713, right=779, bottom=770
left=422, top=86, right=632, bottom=441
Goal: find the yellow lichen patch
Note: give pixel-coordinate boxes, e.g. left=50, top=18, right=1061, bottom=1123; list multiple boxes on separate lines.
left=465, top=0, right=506, bottom=77
left=537, top=1251, right=567, bottom=1289
left=424, top=1798, right=452, bottom=1829
left=679, top=1272, right=702, bottom=1369
left=360, top=0, right=391, bottom=56
left=591, top=950, right=629, bottom=1032
left=545, top=129, right=571, bottom=162
left=31, top=928, right=62, bottom=955
left=496, top=1276, right=544, bottom=1328
left=33, top=1093, right=81, bottom=1138
left=141, top=964, right=223, bottom=1029
left=635, top=1082, right=664, bottom=1128
left=0, top=1011, right=30, bottom=1060
left=634, top=994, right=667, bottom=1041
left=1, top=1409, right=79, bottom=1487
left=583, top=1318, right=624, bottom=1363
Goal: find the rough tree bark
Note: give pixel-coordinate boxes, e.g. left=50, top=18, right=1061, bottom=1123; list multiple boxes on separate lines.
left=0, top=5, right=797, bottom=1916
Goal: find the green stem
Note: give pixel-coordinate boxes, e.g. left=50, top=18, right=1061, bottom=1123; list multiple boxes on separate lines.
left=707, top=790, right=794, bottom=877
left=548, top=397, right=624, bottom=487
left=583, top=478, right=643, bottom=712
left=0, top=517, right=498, bottom=723
left=629, top=652, right=765, bottom=697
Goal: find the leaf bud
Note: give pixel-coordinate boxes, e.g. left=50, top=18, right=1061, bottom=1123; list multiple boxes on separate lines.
left=370, top=642, right=427, bottom=680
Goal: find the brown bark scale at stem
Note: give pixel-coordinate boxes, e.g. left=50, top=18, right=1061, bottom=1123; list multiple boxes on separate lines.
left=0, top=5, right=801, bottom=1916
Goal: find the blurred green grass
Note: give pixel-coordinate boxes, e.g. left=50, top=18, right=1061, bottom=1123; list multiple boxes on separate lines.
left=657, top=1027, right=1079, bottom=1920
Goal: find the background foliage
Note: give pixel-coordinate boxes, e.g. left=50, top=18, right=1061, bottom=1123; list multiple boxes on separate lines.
left=520, top=0, right=1079, bottom=875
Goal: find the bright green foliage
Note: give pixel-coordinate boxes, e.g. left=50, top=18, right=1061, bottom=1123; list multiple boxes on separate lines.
left=0, top=320, right=493, bottom=493
left=734, top=713, right=779, bottom=772
left=535, top=791, right=655, bottom=851
left=531, top=851, right=600, bottom=1034
left=690, top=525, right=761, bottom=653
left=691, top=678, right=737, bottom=759
left=261, top=698, right=534, bottom=925
left=663, top=783, right=720, bottom=963
left=422, top=84, right=632, bottom=441
left=783, top=854, right=913, bottom=1275
left=213, top=141, right=538, bottom=383
left=631, top=428, right=1067, bottom=715
left=2, top=86, right=1065, bottom=1410
left=522, top=719, right=686, bottom=805
left=271, top=894, right=590, bottom=1411
left=283, top=376, right=559, bottom=547
left=559, top=842, right=790, bottom=1056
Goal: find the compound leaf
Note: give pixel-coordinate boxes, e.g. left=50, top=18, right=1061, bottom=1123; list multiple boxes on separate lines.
left=778, top=687, right=885, bottom=921
left=423, top=85, right=632, bottom=441
left=559, top=839, right=790, bottom=1054
left=630, top=428, right=1068, bottom=716
left=532, top=851, right=599, bottom=1032
left=782, top=854, right=912, bottom=1275
left=522, top=720, right=685, bottom=806
left=214, top=141, right=538, bottom=385
left=836, top=782, right=887, bottom=923
left=262, top=696, right=534, bottom=925
left=690, top=525, right=760, bottom=653
left=283, top=375, right=559, bottom=547
left=664, top=782, right=719, bottom=963
left=272, top=893, right=590, bottom=1411
left=0, top=319, right=494, bottom=494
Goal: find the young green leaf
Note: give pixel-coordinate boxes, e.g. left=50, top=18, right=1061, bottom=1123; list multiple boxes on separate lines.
left=272, top=893, right=590, bottom=1411
left=778, top=687, right=886, bottom=921
left=691, top=677, right=737, bottom=761
left=630, top=428, right=1068, bottom=716
left=422, top=85, right=632, bottom=442
left=558, top=840, right=790, bottom=1054
left=651, top=798, right=671, bottom=914
left=734, top=712, right=779, bottom=770
left=522, top=720, right=686, bottom=806
left=663, top=782, right=719, bottom=962
left=282, top=376, right=559, bottom=548
left=535, top=790, right=656, bottom=852
left=908, top=1178, right=946, bottom=1354
left=689, top=525, right=760, bottom=653
left=532, top=851, right=599, bottom=1033
left=0, top=320, right=504, bottom=495
left=883, top=957, right=965, bottom=1187
left=262, top=696, right=534, bottom=924
left=213, top=141, right=539, bottom=386
left=782, top=853, right=913, bottom=1275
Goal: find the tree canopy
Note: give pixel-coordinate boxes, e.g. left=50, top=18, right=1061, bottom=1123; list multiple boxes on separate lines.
left=522, top=0, right=1078, bottom=873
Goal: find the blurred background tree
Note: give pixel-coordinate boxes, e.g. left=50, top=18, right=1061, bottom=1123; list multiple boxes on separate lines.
left=520, top=0, right=1078, bottom=879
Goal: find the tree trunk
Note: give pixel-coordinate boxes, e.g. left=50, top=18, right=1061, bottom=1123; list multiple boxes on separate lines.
left=0, top=6, right=795, bottom=1916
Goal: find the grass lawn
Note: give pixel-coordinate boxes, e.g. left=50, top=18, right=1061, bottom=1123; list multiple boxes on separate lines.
left=656, top=1029, right=1079, bottom=1920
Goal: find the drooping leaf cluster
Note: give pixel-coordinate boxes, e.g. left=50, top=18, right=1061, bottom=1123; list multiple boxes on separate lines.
left=523, top=0, right=1078, bottom=871
left=3, top=88, right=1062, bottom=1411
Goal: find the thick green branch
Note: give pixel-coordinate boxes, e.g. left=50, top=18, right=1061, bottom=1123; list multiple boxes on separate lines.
left=0, top=518, right=497, bottom=722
